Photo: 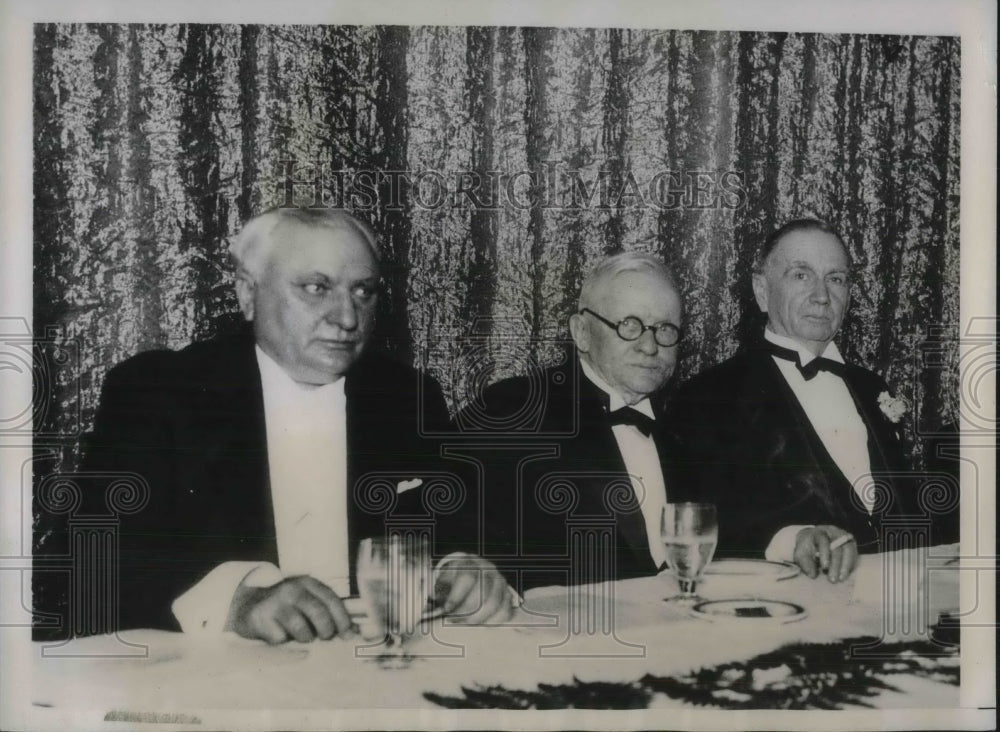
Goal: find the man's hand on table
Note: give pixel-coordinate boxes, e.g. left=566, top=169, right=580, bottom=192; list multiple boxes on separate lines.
left=226, top=575, right=357, bottom=644
left=433, top=554, right=515, bottom=624
left=793, top=525, right=858, bottom=582
left=223, top=554, right=513, bottom=644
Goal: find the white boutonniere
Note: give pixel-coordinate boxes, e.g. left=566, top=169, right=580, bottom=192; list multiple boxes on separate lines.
left=877, top=391, right=907, bottom=423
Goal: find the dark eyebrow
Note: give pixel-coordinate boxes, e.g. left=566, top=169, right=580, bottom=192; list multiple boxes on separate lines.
left=294, top=272, right=331, bottom=283
left=784, top=261, right=849, bottom=274
left=350, top=276, right=380, bottom=291
left=296, top=271, right=378, bottom=283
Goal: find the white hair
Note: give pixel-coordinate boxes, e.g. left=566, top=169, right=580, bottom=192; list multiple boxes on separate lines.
left=578, top=252, right=679, bottom=310
left=229, top=207, right=380, bottom=279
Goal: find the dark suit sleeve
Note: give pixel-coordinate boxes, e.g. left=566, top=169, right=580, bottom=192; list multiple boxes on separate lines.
left=668, top=372, right=778, bottom=559
left=451, top=377, right=574, bottom=593
left=81, top=353, right=187, bottom=632
left=446, top=380, right=520, bottom=589
left=419, top=370, right=453, bottom=435
left=857, top=370, right=958, bottom=546
left=922, top=421, right=961, bottom=544
left=667, top=378, right=727, bottom=509
left=377, top=366, right=485, bottom=561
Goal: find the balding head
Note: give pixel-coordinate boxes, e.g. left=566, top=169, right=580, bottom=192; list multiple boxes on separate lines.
left=231, top=207, right=380, bottom=281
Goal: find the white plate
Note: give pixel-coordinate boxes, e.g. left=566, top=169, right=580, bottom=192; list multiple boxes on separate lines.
left=690, top=599, right=808, bottom=623
left=704, top=559, right=800, bottom=581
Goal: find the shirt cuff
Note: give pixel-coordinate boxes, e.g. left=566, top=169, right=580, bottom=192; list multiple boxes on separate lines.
left=171, top=561, right=282, bottom=634
left=765, top=525, right=814, bottom=563
left=434, top=552, right=522, bottom=608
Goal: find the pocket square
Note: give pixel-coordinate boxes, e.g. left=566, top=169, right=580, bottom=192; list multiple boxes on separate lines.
left=396, top=478, right=423, bottom=494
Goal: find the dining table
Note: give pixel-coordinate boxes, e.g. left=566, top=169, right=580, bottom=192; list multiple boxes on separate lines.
left=24, top=543, right=980, bottom=727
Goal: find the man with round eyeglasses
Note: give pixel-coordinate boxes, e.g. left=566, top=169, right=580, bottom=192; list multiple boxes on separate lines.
left=574, top=306, right=684, bottom=403
left=577, top=309, right=683, bottom=349
left=463, top=252, right=687, bottom=592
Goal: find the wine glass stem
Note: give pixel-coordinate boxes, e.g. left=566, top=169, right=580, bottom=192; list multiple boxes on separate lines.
left=677, top=579, right=697, bottom=596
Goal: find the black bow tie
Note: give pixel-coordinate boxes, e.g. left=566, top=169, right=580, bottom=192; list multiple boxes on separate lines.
left=764, top=341, right=846, bottom=381
left=607, top=407, right=655, bottom=436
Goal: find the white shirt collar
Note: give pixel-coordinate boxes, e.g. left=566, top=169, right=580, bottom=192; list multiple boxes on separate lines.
left=763, top=328, right=844, bottom=366
left=255, top=345, right=345, bottom=403
left=579, top=357, right=656, bottom=419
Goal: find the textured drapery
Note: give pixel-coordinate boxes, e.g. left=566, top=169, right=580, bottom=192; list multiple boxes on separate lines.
left=33, top=24, right=960, bottom=473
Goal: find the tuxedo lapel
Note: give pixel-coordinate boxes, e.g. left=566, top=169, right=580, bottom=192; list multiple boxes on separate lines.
left=344, top=358, right=386, bottom=577
left=838, top=367, right=909, bottom=527
left=751, top=347, right=893, bottom=481
left=178, top=333, right=277, bottom=562
left=343, top=354, right=438, bottom=576
left=746, top=349, right=859, bottom=518
left=576, top=374, right=657, bottom=575
left=748, top=350, right=839, bottom=477
left=840, top=369, right=894, bottom=474
left=748, top=347, right=886, bottom=545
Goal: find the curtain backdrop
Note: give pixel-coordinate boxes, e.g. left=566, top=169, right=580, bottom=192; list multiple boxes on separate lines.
left=33, top=24, right=960, bottom=474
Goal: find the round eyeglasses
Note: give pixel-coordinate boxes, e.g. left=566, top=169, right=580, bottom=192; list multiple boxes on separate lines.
left=579, top=308, right=683, bottom=347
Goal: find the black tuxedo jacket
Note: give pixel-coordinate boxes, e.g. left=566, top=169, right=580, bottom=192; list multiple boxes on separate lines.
left=670, top=343, right=915, bottom=558
left=83, top=332, right=455, bottom=632
left=458, top=356, right=685, bottom=593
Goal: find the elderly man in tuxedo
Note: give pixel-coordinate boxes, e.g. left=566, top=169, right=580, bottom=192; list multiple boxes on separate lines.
left=672, top=219, right=915, bottom=582
left=463, top=253, right=685, bottom=593
left=84, top=207, right=511, bottom=643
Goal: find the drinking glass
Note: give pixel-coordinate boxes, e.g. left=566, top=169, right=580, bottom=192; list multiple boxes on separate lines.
left=660, top=502, right=718, bottom=602
left=356, top=535, right=431, bottom=655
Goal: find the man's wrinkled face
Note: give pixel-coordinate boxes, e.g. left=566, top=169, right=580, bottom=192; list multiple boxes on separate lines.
left=752, top=229, right=851, bottom=356
left=237, top=221, right=379, bottom=384
left=570, top=270, right=683, bottom=405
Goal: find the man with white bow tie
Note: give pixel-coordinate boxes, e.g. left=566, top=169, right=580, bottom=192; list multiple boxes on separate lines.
left=672, top=219, right=916, bottom=582
left=464, top=253, right=687, bottom=593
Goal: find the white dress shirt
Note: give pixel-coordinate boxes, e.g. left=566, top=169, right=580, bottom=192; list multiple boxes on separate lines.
left=258, top=346, right=351, bottom=594
left=579, top=359, right=669, bottom=568
left=762, top=329, right=874, bottom=562
left=171, top=346, right=351, bottom=632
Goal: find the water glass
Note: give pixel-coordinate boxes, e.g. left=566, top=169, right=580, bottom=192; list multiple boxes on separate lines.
left=661, top=502, right=718, bottom=601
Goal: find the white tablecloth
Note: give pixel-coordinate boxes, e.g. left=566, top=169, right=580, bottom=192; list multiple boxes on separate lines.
left=29, top=545, right=962, bottom=715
